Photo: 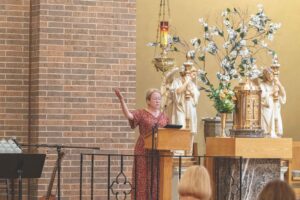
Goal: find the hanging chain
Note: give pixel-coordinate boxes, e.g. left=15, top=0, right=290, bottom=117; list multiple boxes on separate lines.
left=162, top=0, right=165, bottom=21
left=167, top=0, right=171, bottom=19
left=154, top=0, right=171, bottom=57
left=154, top=0, right=163, bottom=56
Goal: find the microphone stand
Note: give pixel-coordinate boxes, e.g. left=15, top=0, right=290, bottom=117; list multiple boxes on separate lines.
left=150, top=123, right=158, bottom=200
left=19, top=143, right=100, bottom=200
left=149, top=105, right=167, bottom=200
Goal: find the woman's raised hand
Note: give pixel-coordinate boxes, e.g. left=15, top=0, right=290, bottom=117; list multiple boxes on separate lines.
left=114, top=88, right=133, bottom=120
left=114, top=88, right=123, bottom=102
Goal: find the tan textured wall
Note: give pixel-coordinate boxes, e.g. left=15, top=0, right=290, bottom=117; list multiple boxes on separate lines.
left=137, top=0, right=300, bottom=153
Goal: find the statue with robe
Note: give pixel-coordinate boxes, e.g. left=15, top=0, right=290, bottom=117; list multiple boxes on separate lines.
left=170, top=62, right=200, bottom=137
left=260, top=67, right=286, bottom=137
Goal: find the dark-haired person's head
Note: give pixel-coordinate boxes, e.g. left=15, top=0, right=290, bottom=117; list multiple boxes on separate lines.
left=257, top=179, right=296, bottom=200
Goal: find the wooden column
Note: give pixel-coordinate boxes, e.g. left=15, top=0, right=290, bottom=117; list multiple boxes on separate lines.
left=159, top=151, right=173, bottom=200
left=144, top=128, right=192, bottom=200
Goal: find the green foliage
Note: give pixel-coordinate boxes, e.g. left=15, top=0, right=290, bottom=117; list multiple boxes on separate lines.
left=207, top=83, right=235, bottom=113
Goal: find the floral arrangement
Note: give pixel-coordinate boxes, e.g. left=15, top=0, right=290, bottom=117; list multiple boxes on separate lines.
left=193, top=4, right=281, bottom=79
left=199, top=72, right=236, bottom=113
left=190, top=4, right=281, bottom=113
left=208, top=83, right=235, bottom=113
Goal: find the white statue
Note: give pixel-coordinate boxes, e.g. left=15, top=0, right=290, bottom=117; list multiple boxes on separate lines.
left=170, top=62, right=200, bottom=136
left=160, top=67, right=180, bottom=122
left=260, top=67, right=286, bottom=137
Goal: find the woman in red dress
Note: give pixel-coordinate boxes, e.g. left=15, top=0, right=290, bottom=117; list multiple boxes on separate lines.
left=114, top=88, right=169, bottom=200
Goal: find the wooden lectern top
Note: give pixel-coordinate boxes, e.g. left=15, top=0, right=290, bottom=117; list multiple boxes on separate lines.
left=144, top=128, right=192, bottom=151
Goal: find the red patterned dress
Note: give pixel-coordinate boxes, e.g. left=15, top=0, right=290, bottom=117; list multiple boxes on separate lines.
left=129, top=109, right=169, bottom=200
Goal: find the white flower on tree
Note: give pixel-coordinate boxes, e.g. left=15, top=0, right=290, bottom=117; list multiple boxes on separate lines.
left=239, top=48, right=250, bottom=57
left=239, top=40, right=247, bottom=46
left=191, top=38, right=201, bottom=48
left=192, top=5, right=280, bottom=85
left=217, top=72, right=230, bottom=82
left=206, top=41, right=218, bottom=55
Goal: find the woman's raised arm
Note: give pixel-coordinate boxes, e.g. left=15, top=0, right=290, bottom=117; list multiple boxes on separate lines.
left=114, top=88, right=134, bottom=120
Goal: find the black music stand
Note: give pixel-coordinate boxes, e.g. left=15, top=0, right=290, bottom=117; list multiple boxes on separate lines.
left=0, top=153, right=46, bottom=200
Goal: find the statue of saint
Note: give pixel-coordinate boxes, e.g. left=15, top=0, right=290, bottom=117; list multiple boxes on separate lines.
left=260, top=67, right=286, bottom=137
left=170, top=62, right=200, bottom=137
left=160, top=67, right=180, bottom=123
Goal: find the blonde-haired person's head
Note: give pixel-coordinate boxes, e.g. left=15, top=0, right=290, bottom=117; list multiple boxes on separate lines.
left=257, top=179, right=296, bottom=200
left=178, top=165, right=212, bottom=200
left=145, top=88, right=161, bottom=101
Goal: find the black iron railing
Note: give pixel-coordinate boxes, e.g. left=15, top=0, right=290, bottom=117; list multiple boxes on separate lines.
left=79, top=154, right=243, bottom=200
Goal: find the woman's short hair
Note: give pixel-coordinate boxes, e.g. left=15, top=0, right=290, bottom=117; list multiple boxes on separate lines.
left=257, top=179, right=296, bottom=200
left=178, top=165, right=212, bottom=200
left=145, top=88, right=161, bottom=101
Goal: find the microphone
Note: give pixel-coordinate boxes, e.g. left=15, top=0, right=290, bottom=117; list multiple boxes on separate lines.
left=155, top=104, right=167, bottom=127
left=161, top=104, right=167, bottom=113
left=151, top=105, right=167, bottom=151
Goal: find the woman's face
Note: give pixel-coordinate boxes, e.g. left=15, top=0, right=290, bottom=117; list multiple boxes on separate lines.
left=147, top=92, right=161, bottom=110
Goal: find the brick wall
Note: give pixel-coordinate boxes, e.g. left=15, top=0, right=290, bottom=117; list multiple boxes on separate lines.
left=0, top=0, right=136, bottom=199
left=0, top=0, right=30, bottom=198
left=0, top=0, right=30, bottom=142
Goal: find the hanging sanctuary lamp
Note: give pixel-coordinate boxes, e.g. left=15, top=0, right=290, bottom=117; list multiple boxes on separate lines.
left=152, top=0, right=175, bottom=73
